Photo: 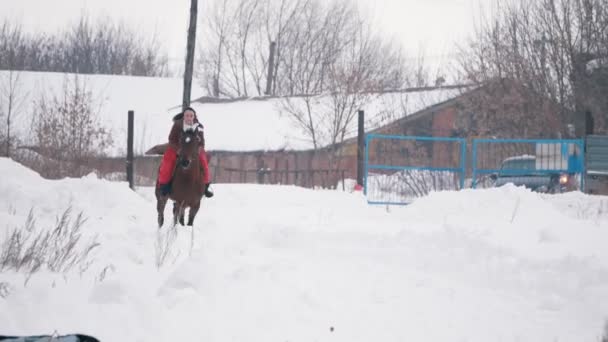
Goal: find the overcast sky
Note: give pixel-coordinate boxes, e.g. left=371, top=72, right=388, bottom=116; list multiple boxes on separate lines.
left=0, top=0, right=494, bottom=77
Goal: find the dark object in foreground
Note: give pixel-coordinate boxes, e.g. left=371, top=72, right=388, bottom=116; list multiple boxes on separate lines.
left=0, top=334, right=100, bottom=342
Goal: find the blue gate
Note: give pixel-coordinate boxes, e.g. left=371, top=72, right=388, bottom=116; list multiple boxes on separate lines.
left=471, top=138, right=585, bottom=191
left=364, top=134, right=467, bottom=205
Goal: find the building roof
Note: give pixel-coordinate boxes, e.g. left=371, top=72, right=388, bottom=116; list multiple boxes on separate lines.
left=186, top=86, right=472, bottom=153
left=1, top=70, right=472, bottom=156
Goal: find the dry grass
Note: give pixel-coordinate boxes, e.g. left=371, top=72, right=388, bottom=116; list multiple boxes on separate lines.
left=0, top=206, right=100, bottom=282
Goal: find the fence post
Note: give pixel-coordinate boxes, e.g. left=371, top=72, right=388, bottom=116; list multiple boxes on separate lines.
left=579, top=139, right=586, bottom=191
left=213, top=154, right=220, bottom=183
left=471, top=139, right=477, bottom=189
left=126, top=110, right=134, bottom=190
left=357, top=110, right=365, bottom=187
left=460, top=139, right=467, bottom=189
left=364, top=134, right=370, bottom=195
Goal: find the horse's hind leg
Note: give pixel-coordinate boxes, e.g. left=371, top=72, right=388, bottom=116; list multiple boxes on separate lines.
left=157, top=196, right=167, bottom=228
left=187, top=200, right=201, bottom=226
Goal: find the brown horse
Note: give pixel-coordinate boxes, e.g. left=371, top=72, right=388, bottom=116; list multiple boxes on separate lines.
left=156, top=129, right=204, bottom=227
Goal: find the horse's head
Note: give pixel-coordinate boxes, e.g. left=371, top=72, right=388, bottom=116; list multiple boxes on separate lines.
left=177, top=129, right=200, bottom=169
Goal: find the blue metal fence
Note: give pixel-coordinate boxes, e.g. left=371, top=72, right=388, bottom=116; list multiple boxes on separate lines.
left=364, top=134, right=467, bottom=205
left=364, top=135, right=586, bottom=205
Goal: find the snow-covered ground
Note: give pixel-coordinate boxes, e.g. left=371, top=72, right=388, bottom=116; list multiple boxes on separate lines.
left=1, top=157, right=608, bottom=341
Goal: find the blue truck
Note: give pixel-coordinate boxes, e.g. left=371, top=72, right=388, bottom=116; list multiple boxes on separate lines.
left=491, top=152, right=581, bottom=193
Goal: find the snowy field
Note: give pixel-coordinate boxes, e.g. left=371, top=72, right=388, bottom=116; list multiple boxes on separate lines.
left=1, top=157, right=608, bottom=341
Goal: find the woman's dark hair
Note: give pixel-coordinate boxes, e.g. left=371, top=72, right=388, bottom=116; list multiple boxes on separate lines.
left=172, top=107, right=197, bottom=121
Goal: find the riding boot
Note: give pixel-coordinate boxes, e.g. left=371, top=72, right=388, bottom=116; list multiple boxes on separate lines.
left=159, top=183, right=172, bottom=196
left=204, top=183, right=214, bottom=198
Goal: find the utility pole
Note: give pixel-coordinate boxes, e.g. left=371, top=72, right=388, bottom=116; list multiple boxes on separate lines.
left=182, top=0, right=198, bottom=111
left=265, top=41, right=276, bottom=95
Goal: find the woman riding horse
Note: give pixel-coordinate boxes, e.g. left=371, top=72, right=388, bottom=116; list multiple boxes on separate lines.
left=158, top=107, right=213, bottom=198
left=156, top=107, right=213, bottom=227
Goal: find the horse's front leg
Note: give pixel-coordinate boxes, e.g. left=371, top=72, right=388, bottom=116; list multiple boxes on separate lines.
left=172, top=202, right=180, bottom=226
left=187, top=200, right=201, bottom=226
left=157, top=195, right=168, bottom=228
left=173, top=201, right=186, bottom=226
left=179, top=209, right=186, bottom=226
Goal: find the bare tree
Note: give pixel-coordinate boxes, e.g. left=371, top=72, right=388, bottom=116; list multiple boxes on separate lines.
left=457, top=0, right=608, bottom=137
left=0, top=16, right=169, bottom=77
left=0, top=21, right=26, bottom=71
left=264, top=0, right=305, bottom=95
left=412, top=47, right=432, bottom=88
left=279, top=96, right=321, bottom=148
left=199, top=0, right=372, bottom=98
left=0, top=69, right=27, bottom=157
left=0, top=22, right=28, bottom=157
left=198, top=0, right=412, bottom=160
left=32, top=74, right=112, bottom=171
left=202, top=0, right=232, bottom=97
left=278, top=6, right=410, bottom=163
left=237, top=0, right=262, bottom=96
left=275, top=0, right=362, bottom=149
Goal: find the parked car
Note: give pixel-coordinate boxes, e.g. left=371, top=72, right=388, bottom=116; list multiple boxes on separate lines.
left=0, top=335, right=99, bottom=342
left=490, top=155, right=577, bottom=193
